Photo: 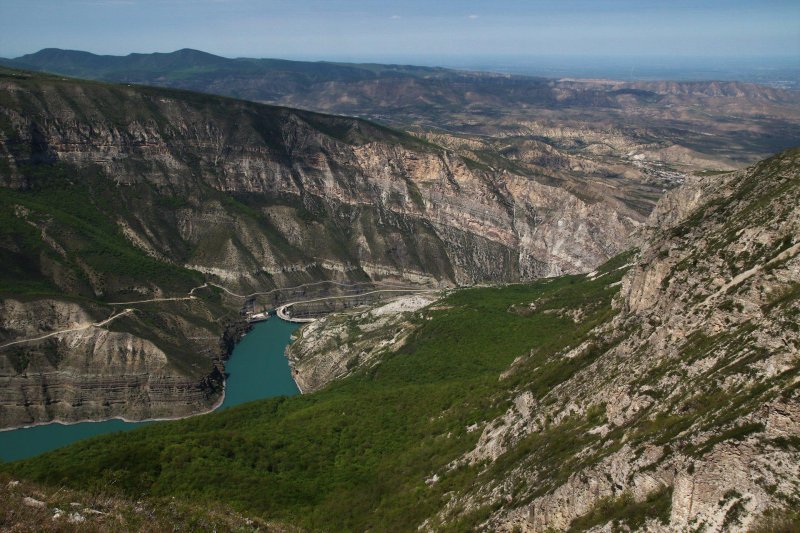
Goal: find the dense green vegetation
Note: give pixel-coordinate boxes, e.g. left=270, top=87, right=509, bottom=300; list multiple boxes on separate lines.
left=4, top=254, right=632, bottom=531
left=0, top=165, right=202, bottom=299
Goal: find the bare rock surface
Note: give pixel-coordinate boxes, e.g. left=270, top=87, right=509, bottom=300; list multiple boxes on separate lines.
left=0, top=298, right=228, bottom=428
left=287, top=292, right=440, bottom=392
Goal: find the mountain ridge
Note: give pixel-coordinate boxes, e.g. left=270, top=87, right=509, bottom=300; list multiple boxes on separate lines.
left=9, top=47, right=799, bottom=177
left=8, top=47, right=455, bottom=83
left=9, top=48, right=797, bottom=109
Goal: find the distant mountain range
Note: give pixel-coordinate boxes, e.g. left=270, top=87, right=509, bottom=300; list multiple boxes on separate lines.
left=6, top=47, right=458, bottom=77
left=5, top=48, right=800, bottom=171
left=4, top=48, right=796, bottom=111
left=0, top=47, right=462, bottom=97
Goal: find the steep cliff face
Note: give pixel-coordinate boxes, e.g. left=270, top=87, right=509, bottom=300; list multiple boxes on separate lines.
left=0, top=296, right=231, bottom=428
left=0, top=68, right=640, bottom=290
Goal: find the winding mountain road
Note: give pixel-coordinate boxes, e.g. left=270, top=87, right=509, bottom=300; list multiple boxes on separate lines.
left=0, top=309, right=135, bottom=350
left=205, top=280, right=423, bottom=300
left=275, top=288, right=437, bottom=323
left=0, top=280, right=437, bottom=348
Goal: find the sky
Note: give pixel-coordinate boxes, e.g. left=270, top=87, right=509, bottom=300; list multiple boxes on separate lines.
left=1, top=0, right=798, bottom=64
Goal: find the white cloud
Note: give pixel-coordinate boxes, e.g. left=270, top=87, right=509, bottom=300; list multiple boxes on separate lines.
left=468, top=14, right=479, bottom=19
left=390, top=14, right=401, bottom=20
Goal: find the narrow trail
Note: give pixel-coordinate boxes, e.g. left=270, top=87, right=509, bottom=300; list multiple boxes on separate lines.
left=105, top=283, right=210, bottom=305
left=206, top=280, right=425, bottom=300
left=0, top=309, right=134, bottom=350
left=106, top=295, right=198, bottom=305
left=109, top=280, right=432, bottom=306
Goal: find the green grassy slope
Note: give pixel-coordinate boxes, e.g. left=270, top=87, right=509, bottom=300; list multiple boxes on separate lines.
left=0, top=166, right=202, bottom=300
left=3, top=253, right=632, bottom=531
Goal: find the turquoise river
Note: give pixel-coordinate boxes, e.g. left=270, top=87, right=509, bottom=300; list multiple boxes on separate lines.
left=0, top=318, right=300, bottom=463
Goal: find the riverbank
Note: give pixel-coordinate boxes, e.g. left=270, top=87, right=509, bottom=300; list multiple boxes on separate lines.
left=0, top=387, right=226, bottom=433
left=0, top=319, right=301, bottom=462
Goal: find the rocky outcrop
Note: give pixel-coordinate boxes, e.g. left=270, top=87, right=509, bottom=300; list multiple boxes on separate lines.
left=286, top=293, right=439, bottom=392
left=455, top=149, right=800, bottom=532
left=0, top=298, right=225, bottom=428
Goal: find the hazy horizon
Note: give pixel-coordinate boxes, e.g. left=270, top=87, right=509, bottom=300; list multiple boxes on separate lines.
left=2, top=1, right=798, bottom=60
left=4, top=48, right=798, bottom=88
left=1, top=0, right=798, bottom=87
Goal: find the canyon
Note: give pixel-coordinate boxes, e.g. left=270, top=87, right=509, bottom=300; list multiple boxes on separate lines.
left=5, top=147, right=798, bottom=532
left=0, top=66, right=640, bottom=428
left=286, top=148, right=800, bottom=532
